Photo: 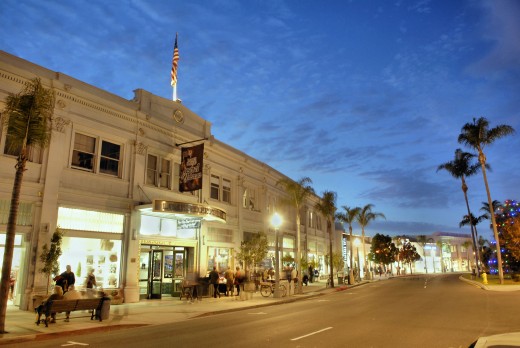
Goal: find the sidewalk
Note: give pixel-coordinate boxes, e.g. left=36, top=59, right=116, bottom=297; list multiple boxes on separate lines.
left=0, top=279, right=364, bottom=345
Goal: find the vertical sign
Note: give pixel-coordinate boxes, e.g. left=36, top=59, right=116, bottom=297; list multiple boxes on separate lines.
left=179, top=143, right=204, bottom=192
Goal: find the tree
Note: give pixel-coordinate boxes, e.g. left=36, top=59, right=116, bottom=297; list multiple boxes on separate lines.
left=368, top=233, right=397, bottom=267
left=399, top=242, right=421, bottom=274
left=494, top=200, right=520, bottom=273
left=325, top=252, right=344, bottom=278
left=314, top=191, right=337, bottom=288
left=39, top=228, right=63, bottom=294
left=336, top=206, right=361, bottom=283
left=437, top=148, right=484, bottom=274
left=356, top=204, right=386, bottom=279
left=459, top=212, right=487, bottom=271
left=277, top=176, right=314, bottom=294
left=0, top=78, right=55, bottom=333
left=236, top=232, right=269, bottom=280
left=461, top=240, right=472, bottom=271
left=458, top=117, right=515, bottom=284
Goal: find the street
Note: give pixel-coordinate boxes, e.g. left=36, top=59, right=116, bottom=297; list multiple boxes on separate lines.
left=9, top=274, right=520, bottom=348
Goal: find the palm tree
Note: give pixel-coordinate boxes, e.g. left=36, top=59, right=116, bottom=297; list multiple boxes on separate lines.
left=356, top=204, right=386, bottom=280
left=277, top=176, right=314, bottom=294
left=336, top=206, right=361, bottom=283
left=459, top=212, right=487, bottom=270
left=461, top=240, right=472, bottom=272
left=0, top=78, right=55, bottom=333
left=437, top=149, right=483, bottom=275
left=458, top=117, right=515, bottom=284
left=314, top=191, right=337, bottom=288
left=480, top=200, right=503, bottom=228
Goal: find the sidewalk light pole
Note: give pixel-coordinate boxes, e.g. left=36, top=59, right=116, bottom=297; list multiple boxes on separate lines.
left=271, top=212, right=283, bottom=298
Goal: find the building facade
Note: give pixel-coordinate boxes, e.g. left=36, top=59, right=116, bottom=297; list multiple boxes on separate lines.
left=0, top=51, right=339, bottom=310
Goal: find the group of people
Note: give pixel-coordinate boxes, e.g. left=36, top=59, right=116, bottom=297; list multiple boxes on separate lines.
left=35, top=265, right=98, bottom=324
left=208, top=266, right=245, bottom=298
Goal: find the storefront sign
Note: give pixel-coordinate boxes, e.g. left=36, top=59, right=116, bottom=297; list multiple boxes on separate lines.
left=177, top=218, right=201, bottom=230
left=152, top=200, right=226, bottom=223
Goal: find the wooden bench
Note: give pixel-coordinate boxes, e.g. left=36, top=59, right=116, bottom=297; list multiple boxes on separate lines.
left=37, top=298, right=108, bottom=327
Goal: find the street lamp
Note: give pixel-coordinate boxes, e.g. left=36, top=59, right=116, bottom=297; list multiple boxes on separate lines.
left=271, top=212, right=283, bottom=298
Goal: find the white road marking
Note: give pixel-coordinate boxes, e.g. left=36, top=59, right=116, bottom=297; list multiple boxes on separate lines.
left=248, top=312, right=267, bottom=315
left=291, top=327, right=333, bottom=341
left=317, top=299, right=330, bottom=302
left=61, top=341, right=89, bottom=346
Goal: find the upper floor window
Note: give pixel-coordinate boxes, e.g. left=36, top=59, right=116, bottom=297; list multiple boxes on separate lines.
left=210, top=175, right=220, bottom=200
left=146, top=154, right=171, bottom=189
left=3, top=126, right=42, bottom=163
left=243, top=187, right=257, bottom=210
left=222, top=178, right=231, bottom=203
left=71, top=133, right=121, bottom=177
left=210, top=175, right=232, bottom=203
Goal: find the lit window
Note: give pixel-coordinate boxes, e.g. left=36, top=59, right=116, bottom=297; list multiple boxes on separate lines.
left=160, top=158, right=171, bottom=189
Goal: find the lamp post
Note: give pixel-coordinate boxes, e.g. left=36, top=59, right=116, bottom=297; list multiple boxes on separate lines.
left=271, top=212, right=283, bottom=298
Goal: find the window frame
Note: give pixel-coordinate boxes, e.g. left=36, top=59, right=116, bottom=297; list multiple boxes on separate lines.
left=70, top=132, right=123, bottom=178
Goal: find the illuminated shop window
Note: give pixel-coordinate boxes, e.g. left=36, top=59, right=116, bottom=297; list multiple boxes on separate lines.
left=57, top=207, right=124, bottom=233
left=60, top=237, right=122, bottom=289
left=207, top=247, right=230, bottom=271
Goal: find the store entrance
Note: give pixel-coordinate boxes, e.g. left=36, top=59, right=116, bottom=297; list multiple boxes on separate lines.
left=139, top=245, right=187, bottom=299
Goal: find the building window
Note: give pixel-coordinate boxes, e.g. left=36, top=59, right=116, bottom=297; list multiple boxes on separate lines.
left=146, top=155, right=158, bottom=186
left=308, top=211, right=314, bottom=228
left=208, top=228, right=233, bottom=243
left=242, top=187, right=257, bottom=210
left=222, top=179, right=231, bottom=203
left=71, top=133, right=121, bottom=177
left=72, top=133, right=96, bottom=171
left=147, top=155, right=171, bottom=189
left=210, top=175, right=220, bottom=200
left=100, top=141, right=120, bottom=176
left=316, top=215, right=322, bottom=230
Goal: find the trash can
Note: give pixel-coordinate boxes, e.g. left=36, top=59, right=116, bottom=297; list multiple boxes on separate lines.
left=97, top=297, right=111, bottom=321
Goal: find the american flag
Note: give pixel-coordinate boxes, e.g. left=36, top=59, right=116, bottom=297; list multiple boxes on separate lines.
left=171, top=34, right=180, bottom=86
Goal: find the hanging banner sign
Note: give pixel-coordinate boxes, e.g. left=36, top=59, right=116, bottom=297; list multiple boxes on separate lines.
left=179, top=143, right=204, bottom=192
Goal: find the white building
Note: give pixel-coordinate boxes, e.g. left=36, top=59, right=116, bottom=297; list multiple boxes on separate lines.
left=0, top=51, right=339, bottom=310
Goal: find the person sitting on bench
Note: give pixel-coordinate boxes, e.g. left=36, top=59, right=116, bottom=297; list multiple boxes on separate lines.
left=35, top=285, right=63, bottom=325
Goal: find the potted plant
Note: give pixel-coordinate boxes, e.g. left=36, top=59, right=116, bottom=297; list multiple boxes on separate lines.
left=39, top=227, right=63, bottom=294
left=236, top=232, right=268, bottom=298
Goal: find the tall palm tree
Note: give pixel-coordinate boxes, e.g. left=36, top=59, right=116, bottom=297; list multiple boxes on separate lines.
left=356, top=204, right=386, bottom=280
left=277, top=176, right=314, bottom=294
left=0, top=78, right=54, bottom=333
left=459, top=212, right=487, bottom=269
left=458, top=117, right=515, bottom=284
left=336, top=206, right=360, bottom=283
left=437, top=148, right=483, bottom=275
left=480, top=200, right=503, bottom=228
left=314, top=191, right=337, bottom=288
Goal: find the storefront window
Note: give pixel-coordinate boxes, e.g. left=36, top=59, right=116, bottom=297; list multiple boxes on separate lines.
left=207, top=247, right=230, bottom=272
left=60, top=237, right=122, bottom=289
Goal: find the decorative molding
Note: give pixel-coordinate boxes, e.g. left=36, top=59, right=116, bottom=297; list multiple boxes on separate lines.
left=138, top=128, right=145, bottom=136
left=53, top=117, right=71, bottom=133
left=64, top=84, right=72, bottom=92
left=56, top=99, right=66, bottom=109
left=134, top=141, right=147, bottom=155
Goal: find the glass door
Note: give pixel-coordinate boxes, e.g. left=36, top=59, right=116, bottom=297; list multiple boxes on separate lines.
left=151, top=250, right=163, bottom=299
left=138, top=251, right=151, bottom=300
left=172, top=249, right=185, bottom=296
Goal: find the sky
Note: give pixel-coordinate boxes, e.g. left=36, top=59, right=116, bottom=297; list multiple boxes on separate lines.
left=1, top=0, right=519, bottom=240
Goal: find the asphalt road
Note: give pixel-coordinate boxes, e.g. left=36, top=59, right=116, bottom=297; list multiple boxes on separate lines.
left=10, top=274, right=520, bottom=348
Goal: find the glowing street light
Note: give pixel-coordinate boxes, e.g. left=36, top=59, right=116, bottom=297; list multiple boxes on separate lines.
left=271, top=212, right=283, bottom=298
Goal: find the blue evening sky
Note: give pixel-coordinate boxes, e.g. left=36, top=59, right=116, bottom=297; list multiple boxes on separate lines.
left=1, top=0, right=519, bottom=239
